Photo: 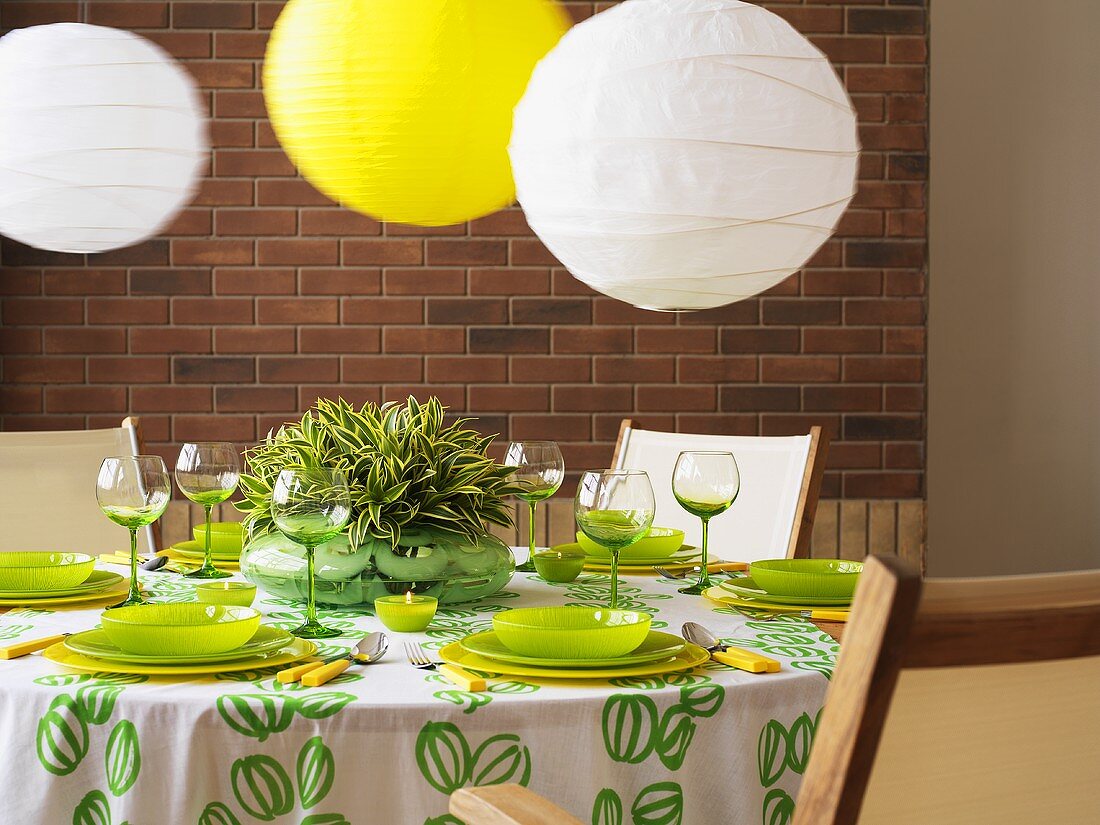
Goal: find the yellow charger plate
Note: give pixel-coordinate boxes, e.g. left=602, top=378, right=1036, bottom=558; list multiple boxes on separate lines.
left=703, top=586, right=851, bottom=616
left=439, top=639, right=710, bottom=680
left=163, top=548, right=239, bottom=569
left=0, top=580, right=132, bottom=608
left=42, top=637, right=315, bottom=676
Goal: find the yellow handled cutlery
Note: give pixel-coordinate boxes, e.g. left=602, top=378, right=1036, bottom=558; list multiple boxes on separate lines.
left=1, top=633, right=70, bottom=660
left=682, top=622, right=781, bottom=674
left=405, top=641, right=487, bottom=692
left=278, top=632, right=387, bottom=687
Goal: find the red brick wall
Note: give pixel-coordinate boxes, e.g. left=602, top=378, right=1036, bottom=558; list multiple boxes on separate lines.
left=0, top=1, right=927, bottom=499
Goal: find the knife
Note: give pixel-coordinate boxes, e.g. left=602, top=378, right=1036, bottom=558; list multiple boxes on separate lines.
left=681, top=621, right=781, bottom=673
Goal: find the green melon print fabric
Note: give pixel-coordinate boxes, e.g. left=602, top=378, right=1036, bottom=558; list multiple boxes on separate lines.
left=0, top=561, right=836, bottom=823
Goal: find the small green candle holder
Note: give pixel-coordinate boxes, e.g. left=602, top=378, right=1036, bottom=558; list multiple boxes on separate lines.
left=195, top=581, right=256, bottom=607
left=533, top=550, right=586, bottom=583
left=374, top=593, right=438, bottom=632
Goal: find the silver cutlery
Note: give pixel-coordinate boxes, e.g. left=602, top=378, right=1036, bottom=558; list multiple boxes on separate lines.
left=278, top=631, right=387, bottom=686
left=404, top=641, right=486, bottom=692
left=682, top=621, right=780, bottom=673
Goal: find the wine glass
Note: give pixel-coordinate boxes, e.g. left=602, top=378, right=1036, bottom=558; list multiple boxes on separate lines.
left=271, top=467, right=351, bottom=639
left=96, top=456, right=171, bottom=608
left=574, top=470, right=654, bottom=608
left=175, top=442, right=240, bottom=580
left=505, top=441, right=565, bottom=573
left=672, top=451, right=740, bottom=595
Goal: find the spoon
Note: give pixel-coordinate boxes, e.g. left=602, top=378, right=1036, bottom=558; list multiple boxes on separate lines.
left=681, top=621, right=780, bottom=673
left=278, top=631, right=388, bottom=687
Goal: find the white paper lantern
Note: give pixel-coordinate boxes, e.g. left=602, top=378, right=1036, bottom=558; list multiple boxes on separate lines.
left=510, top=0, right=860, bottom=311
left=0, top=24, right=207, bottom=254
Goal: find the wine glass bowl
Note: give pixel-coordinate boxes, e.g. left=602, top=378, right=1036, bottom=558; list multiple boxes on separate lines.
left=505, top=441, right=564, bottom=573
left=574, top=469, right=655, bottom=607
left=175, top=442, right=240, bottom=580
left=672, top=451, right=739, bottom=595
left=96, top=456, right=171, bottom=608
left=270, top=467, right=351, bottom=639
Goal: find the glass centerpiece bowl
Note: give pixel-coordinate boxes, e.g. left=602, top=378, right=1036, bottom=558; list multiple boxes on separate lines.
left=236, top=397, right=522, bottom=608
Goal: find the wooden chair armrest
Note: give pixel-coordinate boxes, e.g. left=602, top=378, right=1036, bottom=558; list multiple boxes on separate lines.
left=450, top=785, right=582, bottom=825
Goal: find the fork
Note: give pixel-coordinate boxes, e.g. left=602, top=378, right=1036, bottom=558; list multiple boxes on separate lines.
left=404, top=642, right=487, bottom=692
left=655, top=563, right=744, bottom=581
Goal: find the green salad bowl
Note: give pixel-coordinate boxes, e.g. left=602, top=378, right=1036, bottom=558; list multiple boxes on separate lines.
left=192, top=522, right=245, bottom=554
left=493, top=606, right=651, bottom=660
left=0, top=552, right=95, bottom=591
left=576, top=527, right=685, bottom=560
left=100, top=603, right=261, bottom=656
left=748, top=559, right=863, bottom=600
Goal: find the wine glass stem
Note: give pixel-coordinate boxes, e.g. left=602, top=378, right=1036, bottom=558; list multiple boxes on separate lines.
left=127, top=528, right=140, bottom=602
left=528, top=500, right=537, bottom=563
left=697, top=517, right=711, bottom=590
left=609, top=549, right=620, bottom=608
left=305, top=544, right=318, bottom=625
left=203, top=504, right=213, bottom=568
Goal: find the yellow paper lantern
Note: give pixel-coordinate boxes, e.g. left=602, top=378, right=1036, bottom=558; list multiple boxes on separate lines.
left=264, top=0, right=570, bottom=226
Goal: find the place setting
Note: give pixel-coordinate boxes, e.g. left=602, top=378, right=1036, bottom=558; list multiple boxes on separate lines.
left=703, top=559, right=860, bottom=623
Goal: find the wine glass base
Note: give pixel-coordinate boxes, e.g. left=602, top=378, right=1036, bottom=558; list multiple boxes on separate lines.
left=291, top=620, right=342, bottom=640
left=185, top=565, right=232, bottom=580
left=678, top=580, right=712, bottom=596
left=514, top=560, right=536, bottom=573
left=108, top=593, right=147, bottom=609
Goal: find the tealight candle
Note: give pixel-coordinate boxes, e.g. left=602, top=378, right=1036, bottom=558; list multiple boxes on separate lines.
left=374, top=591, right=438, bottom=632
left=533, top=550, right=586, bottom=583
left=195, top=581, right=256, bottom=607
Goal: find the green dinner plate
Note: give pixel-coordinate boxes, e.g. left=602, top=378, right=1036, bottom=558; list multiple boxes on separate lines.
left=0, top=569, right=122, bottom=600
left=553, top=543, right=702, bottom=567
left=64, top=625, right=293, bottom=665
left=460, top=630, right=686, bottom=668
left=170, top=540, right=241, bottom=561
left=719, top=576, right=852, bottom=607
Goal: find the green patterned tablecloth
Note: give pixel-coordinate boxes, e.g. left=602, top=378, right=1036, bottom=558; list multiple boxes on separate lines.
left=0, top=555, right=838, bottom=824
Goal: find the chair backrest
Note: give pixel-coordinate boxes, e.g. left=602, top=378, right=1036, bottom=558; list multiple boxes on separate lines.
left=0, top=417, right=157, bottom=555
left=795, top=557, right=1100, bottom=825
left=611, top=420, right=827, bottom=561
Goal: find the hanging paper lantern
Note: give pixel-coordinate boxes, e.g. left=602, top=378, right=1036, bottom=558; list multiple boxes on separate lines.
left=0, top=24, right=207, bottom=254
left=510, top=0, right=860, bottom=311
left=263, top=0, right=570, bottom=226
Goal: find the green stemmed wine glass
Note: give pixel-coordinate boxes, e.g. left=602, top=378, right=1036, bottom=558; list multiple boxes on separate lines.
left=505, top=441, right=564, bottom=573
left=175, top=442, right=240, bottom=580
left=271, top=467, right=351, bottom=639
left=574, top=469, right=654, bottom=608
left=672, top=451, right=740, bottom=595
left=96, top=456, right=171, bottom=608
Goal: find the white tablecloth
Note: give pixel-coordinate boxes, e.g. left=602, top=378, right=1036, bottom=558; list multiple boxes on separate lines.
left=0, top=555, right=838, bottom=825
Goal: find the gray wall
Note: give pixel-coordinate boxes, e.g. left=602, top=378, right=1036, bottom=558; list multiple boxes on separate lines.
left=928, top=0, right=1100, bottom=575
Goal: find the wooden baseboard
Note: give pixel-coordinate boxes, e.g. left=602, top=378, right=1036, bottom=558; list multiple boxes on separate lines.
left=162, top=498, right=927, bottom=572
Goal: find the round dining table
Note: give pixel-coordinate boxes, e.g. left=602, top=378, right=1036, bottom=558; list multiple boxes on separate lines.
left=0, top=553, right=840, bottom=825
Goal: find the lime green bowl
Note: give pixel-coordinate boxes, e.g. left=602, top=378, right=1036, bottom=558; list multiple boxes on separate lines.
left=192, top=522, right=245, bottom=554
left=748, top=559, right=863, bottom=599
left=100, top=604, right=261, bottom=656
left=0, top=552, right=95, bottom=591
left=195, top=581, right=256, bottom=607
left=492, top=606, right=651, bottom=660
left=576, top=527, right=685, bottom=560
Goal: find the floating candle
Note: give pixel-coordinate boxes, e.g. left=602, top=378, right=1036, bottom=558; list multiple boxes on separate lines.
left=533, top=550, right=586, bottom=583
left=374, top=591, right=438, bottom=632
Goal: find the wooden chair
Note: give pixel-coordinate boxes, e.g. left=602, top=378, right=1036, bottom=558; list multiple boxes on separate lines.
left=450, top=556, right=1100, bottom=824
left=0, top=417, right=159, bottom=554
left=611, top=419, right=829, bottom=561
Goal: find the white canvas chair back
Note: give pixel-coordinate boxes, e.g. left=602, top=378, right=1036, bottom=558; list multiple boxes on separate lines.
left=612, top=422, right=825, bottom=561
left=0, top=419, right=156, bottom=555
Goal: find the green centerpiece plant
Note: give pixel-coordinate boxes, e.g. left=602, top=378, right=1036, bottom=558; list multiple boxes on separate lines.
left=236, top=396, right=523, bottom=607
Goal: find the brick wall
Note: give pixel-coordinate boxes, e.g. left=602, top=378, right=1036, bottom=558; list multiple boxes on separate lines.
left=0, top=0, right=928, bottom=500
